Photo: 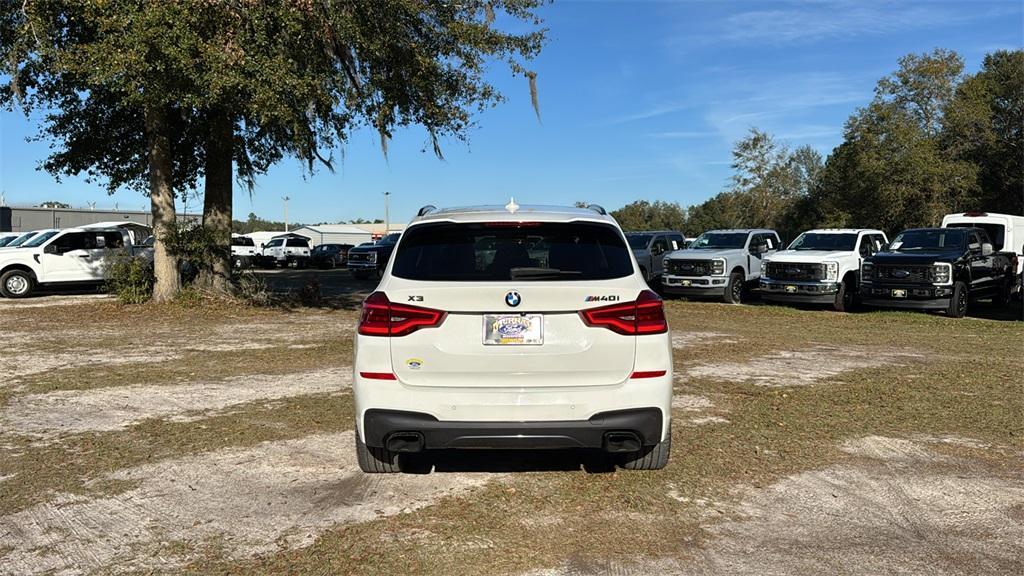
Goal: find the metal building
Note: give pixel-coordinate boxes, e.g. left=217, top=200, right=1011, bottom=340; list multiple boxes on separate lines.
left=0, top=205, right=200, bottom=233
left=288, top=224, right=375, bottom=247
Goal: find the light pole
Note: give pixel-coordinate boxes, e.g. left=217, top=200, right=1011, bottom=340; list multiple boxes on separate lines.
left=383, top=191, right=390, bottom=235
left=282, top=196, right=291, bottom=232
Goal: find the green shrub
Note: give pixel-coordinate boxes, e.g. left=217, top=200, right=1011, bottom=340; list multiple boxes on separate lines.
left=233, top=270, right=271, bottom=306
left=103, top=250, right=155, bottom=304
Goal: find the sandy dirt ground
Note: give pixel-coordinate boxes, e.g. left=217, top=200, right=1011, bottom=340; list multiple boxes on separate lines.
left=686, top=345, right=924, bottom=387
left=1, top=367, right=352, bottom=438
left=0, top=431, right=493, bottom=576
left=1, top=297, right=1020, bottom=576
left=524, top=436, right=1024, bottom=576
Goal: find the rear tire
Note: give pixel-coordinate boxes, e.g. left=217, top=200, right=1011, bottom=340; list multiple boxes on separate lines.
left=0, top=269, right=35, bottom=298
left=620, top=433, right=671, bottom=470
left=355, top=432, right=400, bottom=473
left=723, top=271, right=744, bottom=304
left=946, top=281, right=968, bottom=318
left=833, top=277, right=856, bottom=312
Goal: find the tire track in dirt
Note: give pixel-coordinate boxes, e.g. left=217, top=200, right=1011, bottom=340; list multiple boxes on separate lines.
left=523, top=436, right=1024, bottom=576
left=0, top=431, right=493, bottom=575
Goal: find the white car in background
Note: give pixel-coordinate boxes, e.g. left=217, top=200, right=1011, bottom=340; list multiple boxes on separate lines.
left=0, top=229, right=54, bottom=251
left=353, top=203, right=673, bottom=473
left=0, top=233, right=21, bottom=247
left=0, top=227, right=130, bottom=298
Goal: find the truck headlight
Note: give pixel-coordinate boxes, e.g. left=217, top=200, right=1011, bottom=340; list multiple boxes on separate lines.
left=932, top=262, right=952, bottom=285
left=861, top=261, right=874, bottom=280
left=824, top=261, right=839, bottom=282
left=368, top=252, right=377, bottom=263
left=663, top=258, right=669, bottom=268
left=711, top=258, right=726, bottom=276
left=760, top=259, right=769, bottom=278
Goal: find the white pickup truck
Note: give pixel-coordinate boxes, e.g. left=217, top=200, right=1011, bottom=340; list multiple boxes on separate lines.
left=0, top=225, right=149, bottom=298
left=662, top=229, right=781, bottom=304
left=759, top=228, right=888, bottom=311
left=257, top=234, right=311, bottom=268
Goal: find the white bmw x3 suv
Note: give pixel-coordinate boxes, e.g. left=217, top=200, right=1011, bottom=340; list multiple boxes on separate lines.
left=353, top=203, right=673, bottom=473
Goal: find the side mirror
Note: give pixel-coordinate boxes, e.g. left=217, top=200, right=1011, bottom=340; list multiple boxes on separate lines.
left=752, top=243, right=768, bottom=255
left=44, top=244, right=59, bottom=255
left=651, top=245, right=663, bottom=255
left=982, top=243, right=993, bottom=256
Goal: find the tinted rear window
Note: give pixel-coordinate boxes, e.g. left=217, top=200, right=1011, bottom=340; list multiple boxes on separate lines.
left=286, top=238, right=310, bottom=248
left=392, top=222, right=633, bottom=281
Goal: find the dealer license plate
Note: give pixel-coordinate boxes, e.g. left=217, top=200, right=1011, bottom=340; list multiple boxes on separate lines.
left=785, top=285, right=798, bottom=293
left=483, top=314, right=544, bottom=345
left=680, top=279, right=692, bottom=287
left=892, top=289, right=908, bottom=298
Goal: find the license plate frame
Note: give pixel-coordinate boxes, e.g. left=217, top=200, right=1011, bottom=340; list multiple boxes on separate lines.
left=483, top=314, right=544, bottom=346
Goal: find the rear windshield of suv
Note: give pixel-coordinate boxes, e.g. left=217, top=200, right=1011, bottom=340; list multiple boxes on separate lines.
left=391, top=221, right=633, bottom=281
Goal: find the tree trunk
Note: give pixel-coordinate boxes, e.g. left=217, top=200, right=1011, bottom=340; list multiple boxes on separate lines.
left=200, top=108, right=233, bottom=294
left=145, top=104, right=180, bottom=302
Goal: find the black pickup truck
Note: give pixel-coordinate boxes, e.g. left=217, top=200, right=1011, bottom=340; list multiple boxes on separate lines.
left=860, top=227, right=1015, bottom=318
left=347, top=232, right=401, bottom=280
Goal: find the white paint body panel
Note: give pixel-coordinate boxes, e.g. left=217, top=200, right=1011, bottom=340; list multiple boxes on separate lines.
left=352, top=206, right=673, bottom=442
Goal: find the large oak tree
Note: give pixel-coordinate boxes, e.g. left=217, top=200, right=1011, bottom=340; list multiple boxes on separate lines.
left=2, top=1, right=545, bottom=298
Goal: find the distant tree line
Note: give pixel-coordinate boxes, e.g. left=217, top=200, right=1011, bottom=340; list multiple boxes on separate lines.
left=613, top=49, right=1023, bottom=241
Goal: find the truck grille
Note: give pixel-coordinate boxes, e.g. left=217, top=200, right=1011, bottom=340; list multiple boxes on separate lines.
left=873, top=264, right=931, bottom=283
left=348, top=252, right=373, bottom=264
left=666, top=259, right=712, bottom=276
left=766, top=262, right=824, bottom=281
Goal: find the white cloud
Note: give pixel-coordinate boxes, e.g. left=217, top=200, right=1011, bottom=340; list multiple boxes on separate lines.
left=718, top=1, right=1012, bottom=45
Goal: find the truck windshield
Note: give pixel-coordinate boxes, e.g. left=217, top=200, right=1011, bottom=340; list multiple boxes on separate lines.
left=890, top=229, right=965, bottom=252
left=787, top=233, right=857, bottom=251
left=6, top=232, right=38, bottom=247
left=626, top=234, right=653, bottom=249
left=391, top=221, right=633, bottom=281
left=689, top=232, right=748, bottom=249
left=23, top=231, right=60, bottom=248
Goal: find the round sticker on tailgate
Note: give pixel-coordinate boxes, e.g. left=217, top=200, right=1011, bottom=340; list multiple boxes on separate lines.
left=406, top=358, right=423, bottom=370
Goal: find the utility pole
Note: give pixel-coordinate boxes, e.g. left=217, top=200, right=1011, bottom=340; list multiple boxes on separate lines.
left=282, top=196, right=291, bottom=232
left=383, top=191, right=390, bottom=235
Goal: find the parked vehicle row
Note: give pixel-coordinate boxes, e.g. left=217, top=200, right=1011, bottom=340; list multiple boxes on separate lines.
left=650, top=211, right=1022, bottom=319
left=0, top=222, right=152, bottom=298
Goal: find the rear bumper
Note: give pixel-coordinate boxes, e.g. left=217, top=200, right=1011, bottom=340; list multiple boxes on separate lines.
left=362, top=407, right=663, bottom=451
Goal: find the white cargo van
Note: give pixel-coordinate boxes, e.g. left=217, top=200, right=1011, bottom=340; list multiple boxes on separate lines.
left=942, top=212, right=1023, bottom=282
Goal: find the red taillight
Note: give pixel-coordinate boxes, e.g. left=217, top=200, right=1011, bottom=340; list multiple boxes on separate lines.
left=357, top=292, right=447, bottom=337
left=579, top=290, right=668, bottom=335
left=359, top=372, right=397, bottom=380
left=630, top=370, right=667, bottom=379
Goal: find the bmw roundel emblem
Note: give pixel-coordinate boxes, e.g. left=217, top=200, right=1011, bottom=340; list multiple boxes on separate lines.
left=505, top=290, right=521, bottom=308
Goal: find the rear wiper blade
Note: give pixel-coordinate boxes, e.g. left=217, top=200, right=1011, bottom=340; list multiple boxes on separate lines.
left=509, top=267, right=582, bottom=279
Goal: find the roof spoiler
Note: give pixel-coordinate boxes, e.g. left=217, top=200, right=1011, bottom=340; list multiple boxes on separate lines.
left=417, top=205, right=437, bottom=217
left=586, top=204, right=607, bottom=215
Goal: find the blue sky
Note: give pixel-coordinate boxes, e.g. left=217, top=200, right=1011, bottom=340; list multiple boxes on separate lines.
left=1, top=0, right=1021, bottom=224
